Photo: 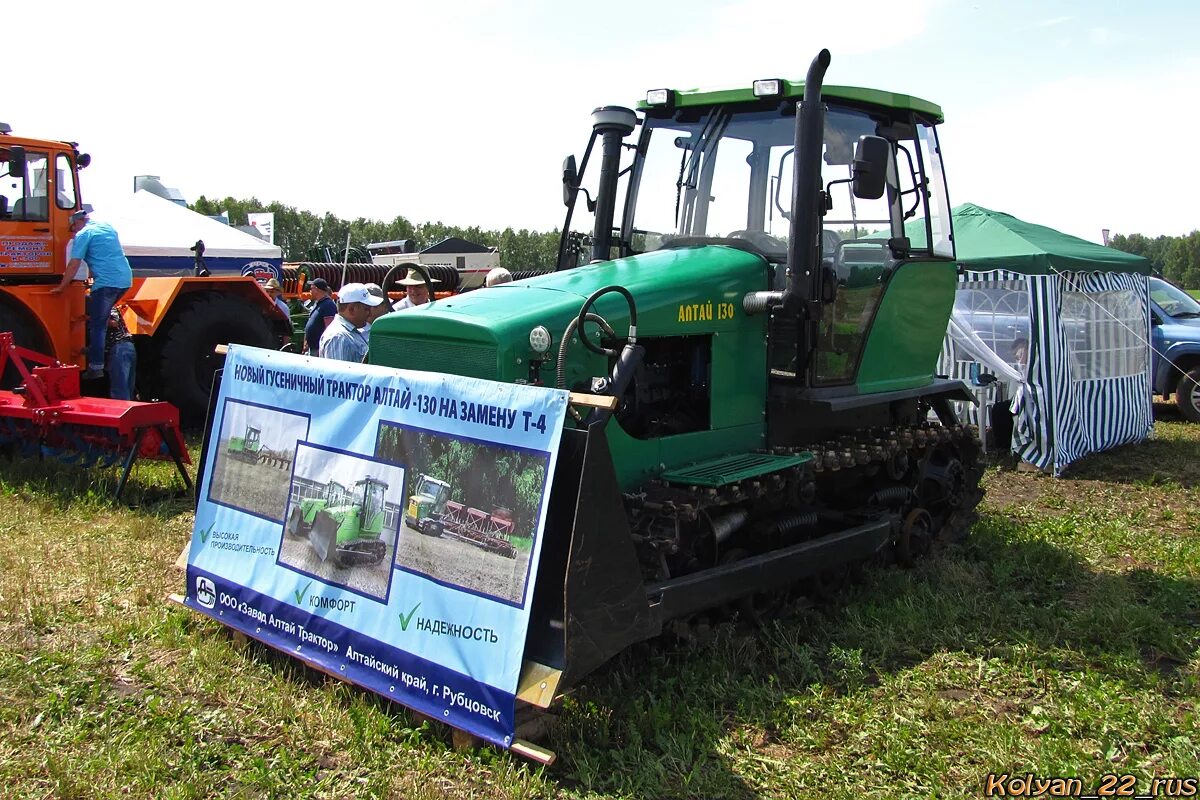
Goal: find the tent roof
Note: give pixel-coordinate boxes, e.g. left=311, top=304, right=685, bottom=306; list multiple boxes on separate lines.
left=950, top=203, right=1149, bottom=275
left=92, top=190, right=282, bottom=260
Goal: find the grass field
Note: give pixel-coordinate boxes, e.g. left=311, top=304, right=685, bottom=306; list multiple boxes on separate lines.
left=1, top=411, right=1198, bottom=799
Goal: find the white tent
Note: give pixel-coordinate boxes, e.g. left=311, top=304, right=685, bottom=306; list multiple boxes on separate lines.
left=90, top=190, right=282, bottom=278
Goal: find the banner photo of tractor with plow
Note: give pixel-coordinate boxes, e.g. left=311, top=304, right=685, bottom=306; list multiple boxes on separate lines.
left=184, top=345, right=568, bottom=748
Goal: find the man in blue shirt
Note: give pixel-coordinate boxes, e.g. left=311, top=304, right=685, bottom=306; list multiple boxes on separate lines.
left=303, top=278, right=338, bottom=356
left=318, top=283, right=382, bottom=362
left=52, top=210, right=133, bottom=379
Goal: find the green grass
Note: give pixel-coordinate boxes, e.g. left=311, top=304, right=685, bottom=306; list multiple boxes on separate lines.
left=1, top=418, right=1198, bottom=798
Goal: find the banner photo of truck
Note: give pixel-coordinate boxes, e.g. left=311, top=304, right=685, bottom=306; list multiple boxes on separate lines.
left=184, top=345, right=569, bottom=747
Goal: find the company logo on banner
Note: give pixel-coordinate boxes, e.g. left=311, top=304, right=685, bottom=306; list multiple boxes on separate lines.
left=247, top=212, right=275, bottom=245
left=240, top=260, right=280, bottom=281
left=185, top=346, right=568, bottom=747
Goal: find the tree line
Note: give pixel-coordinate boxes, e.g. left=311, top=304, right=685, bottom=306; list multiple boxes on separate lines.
left=1109, top=231, right=1200, bottom=287
left=189, top=196, right=562, bottom=270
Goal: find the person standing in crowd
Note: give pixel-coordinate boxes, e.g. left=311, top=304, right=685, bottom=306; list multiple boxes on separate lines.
left=319, top=283, right=383, bottom=362
left=263, top=277, right=291, bottom=318
left=394, top=273, right=440, bottom=310
left=485, top=267, right=512, bottom=287
left=106, top=306, right=136, bottom=401
left=51, top=209, right=132, bottom=380
left=359, top=283, right=393, bottom=344
left=303, top=278, right=337, bottom=355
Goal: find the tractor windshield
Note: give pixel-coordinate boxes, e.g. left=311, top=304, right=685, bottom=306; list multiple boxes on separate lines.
left=1, top=149, right=50, bottom=222
left=414, top=475, right=450, bottom=507
left=625, top=103, right=952, bottom=268
left=361, top=480, right=385, bottom=524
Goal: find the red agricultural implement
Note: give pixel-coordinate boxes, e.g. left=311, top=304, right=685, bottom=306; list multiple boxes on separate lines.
left=439, top=502, right=517, bottom=558
left=0, top=332, right=192, bottom=501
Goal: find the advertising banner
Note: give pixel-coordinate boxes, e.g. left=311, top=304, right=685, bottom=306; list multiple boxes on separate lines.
left=185, top=345, right=568, bottom=746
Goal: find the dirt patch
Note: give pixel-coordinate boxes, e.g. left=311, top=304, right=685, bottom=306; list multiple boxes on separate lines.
left=209, top=450, right=292, bottom=522
left=393, top=523, right=531, bottom=605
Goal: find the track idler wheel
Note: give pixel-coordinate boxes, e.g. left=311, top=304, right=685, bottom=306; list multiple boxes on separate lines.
left=895, top=508, right=933, bottom=567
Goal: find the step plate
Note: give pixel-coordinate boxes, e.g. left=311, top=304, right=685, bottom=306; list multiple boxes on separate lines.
left=661, top=451, right=812, bottom=488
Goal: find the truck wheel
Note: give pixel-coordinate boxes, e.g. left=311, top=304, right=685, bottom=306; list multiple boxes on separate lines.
left=0, top=302, right=51, bottom=389
left=158, top=294, right=275, bottom=425
left=1176, top=367, right=1200, bottom=423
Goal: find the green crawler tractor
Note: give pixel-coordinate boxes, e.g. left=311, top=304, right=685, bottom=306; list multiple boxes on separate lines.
left=369, top=49, right=983, bottom=697
left=286, top=476, right=390, bottom=567
left=226, top=425, right=262, bottom=463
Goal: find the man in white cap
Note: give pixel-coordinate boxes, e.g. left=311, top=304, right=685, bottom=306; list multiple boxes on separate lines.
left=358, top=283, right=393, bottom=344
left=394, top=272, right=440, bottom=310
left=319, top=283, right=383, bottom=362
left=485, top=267, right=512, bottom=287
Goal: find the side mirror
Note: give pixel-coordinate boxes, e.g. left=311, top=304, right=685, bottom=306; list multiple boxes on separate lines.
left=7, top=145, right=26, bottom=179
left=851, top=135, right=889, bottom=200
left=562, top=155, right=578, bottom=207
left=77, top=153, right=92, bottom=169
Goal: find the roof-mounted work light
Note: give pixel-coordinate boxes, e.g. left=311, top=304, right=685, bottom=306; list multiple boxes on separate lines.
left=752, top=78, right=784, bottom=98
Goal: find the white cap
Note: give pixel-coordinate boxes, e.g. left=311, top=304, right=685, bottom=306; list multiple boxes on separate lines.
left=485, top=267, right=513, bottom=287
left=337, top=282, right=384, bottom=306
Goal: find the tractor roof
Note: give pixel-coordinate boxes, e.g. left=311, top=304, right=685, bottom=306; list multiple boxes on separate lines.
left=639, top=82, right=943, bottom=123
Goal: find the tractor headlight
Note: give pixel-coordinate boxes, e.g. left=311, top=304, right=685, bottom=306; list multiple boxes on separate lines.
left=529, top=325, right=553, bottom=354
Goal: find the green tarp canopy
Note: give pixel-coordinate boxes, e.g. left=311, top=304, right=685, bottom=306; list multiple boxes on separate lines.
left=946, top=203, right=1150, bottom=275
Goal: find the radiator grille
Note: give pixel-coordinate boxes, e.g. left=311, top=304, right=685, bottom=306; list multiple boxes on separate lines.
left=371, top=338, right=498, bottom=380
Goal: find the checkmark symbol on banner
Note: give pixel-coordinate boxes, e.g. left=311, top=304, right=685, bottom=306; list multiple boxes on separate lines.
left=294, top=580, right=313, bottom=605
left=198, top=524, right=213, bottom=545
left=398, top=603, right=421, bottom=631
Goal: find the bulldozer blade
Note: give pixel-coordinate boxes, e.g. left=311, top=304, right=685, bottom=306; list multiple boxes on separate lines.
left=308, top=512, right=338, bottom=563
left=524, top=426, right=658, bottom=693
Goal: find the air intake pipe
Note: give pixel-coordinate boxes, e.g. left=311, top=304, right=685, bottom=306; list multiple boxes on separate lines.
left=589, top=106, right=638, bottom=263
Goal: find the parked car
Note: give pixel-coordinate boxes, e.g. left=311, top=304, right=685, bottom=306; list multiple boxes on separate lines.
left=1149, top=277, right=1200, bottom=422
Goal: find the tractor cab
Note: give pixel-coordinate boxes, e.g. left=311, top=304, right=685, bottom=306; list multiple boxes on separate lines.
left=244, top=426, right=261, bottom=450
left=406, top=474, right=451, bottom=529
left=326, top=480, right=349, bottom=507
left=355, top=476, right=388, bottom=533
left=558, top=77, right=957, bottom=403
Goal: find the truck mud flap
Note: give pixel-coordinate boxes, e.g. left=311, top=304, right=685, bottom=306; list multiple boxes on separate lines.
left=523, top=426, right=658, bottom=692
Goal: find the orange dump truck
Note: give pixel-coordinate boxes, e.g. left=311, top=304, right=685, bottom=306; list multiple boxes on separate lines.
left=0, top=124, right=287, bottom=423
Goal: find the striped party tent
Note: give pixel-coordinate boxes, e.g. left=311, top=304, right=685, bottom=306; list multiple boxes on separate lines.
left=938, top=203, right=1153, bottom=474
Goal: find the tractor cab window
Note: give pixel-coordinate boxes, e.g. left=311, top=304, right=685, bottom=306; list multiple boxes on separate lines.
left=1, top=149, right=50, bottom=221
left=55, top=154, right=77, bottom=210
left=361, top=480, right=385, bottom=524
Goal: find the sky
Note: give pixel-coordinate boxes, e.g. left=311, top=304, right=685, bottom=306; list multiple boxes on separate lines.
left=7, top=0, right=1198, bottom=243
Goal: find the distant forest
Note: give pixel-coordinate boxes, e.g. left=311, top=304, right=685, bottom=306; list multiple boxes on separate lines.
left=1110, top=231, right=1200, bottom=287
left=189, top=196, right=561, bottom=271
left=189, top=197, right=1200, bottom=288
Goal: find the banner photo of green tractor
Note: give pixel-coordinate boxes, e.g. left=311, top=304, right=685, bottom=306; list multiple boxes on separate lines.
left=280, top=444, right=406, bottom=602
left=209, top=399, right=308, bottom=523
left=376, top=422, right=550, bottom=606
